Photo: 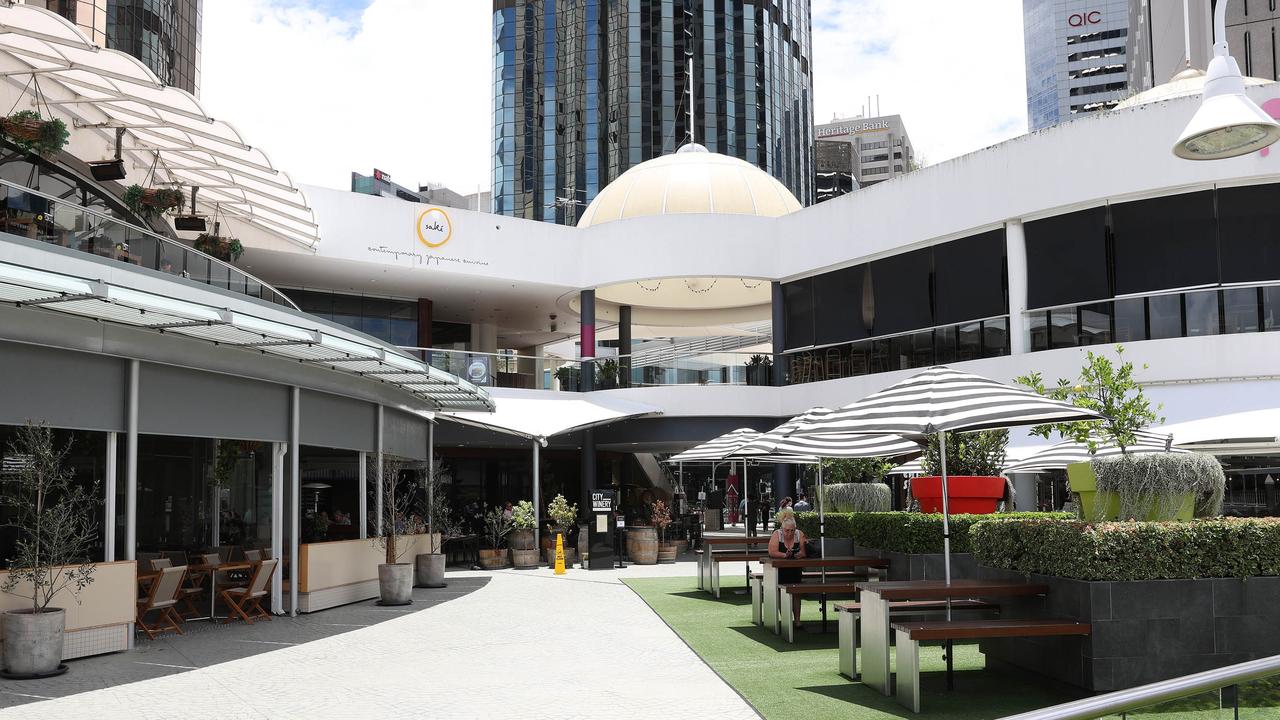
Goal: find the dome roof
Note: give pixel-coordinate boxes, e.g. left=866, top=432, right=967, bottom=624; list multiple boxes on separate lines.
left=1114, top=66, right=1275, bottom=110
left=576, top=143, right=802, bottom=228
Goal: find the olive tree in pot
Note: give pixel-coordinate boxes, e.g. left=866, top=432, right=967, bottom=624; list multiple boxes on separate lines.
left=368, top=453, right=417, bottom=606
left=652, top=500, right=677, bottom=563
left=414, top=458, right=450, bottom=589
left=479, top=507, right=512, bottom=570
left=1, top=423, right=98, bottom=678
left=509, top=501, right=539, bottom=569
left=545, top=494, right=578, bottom=566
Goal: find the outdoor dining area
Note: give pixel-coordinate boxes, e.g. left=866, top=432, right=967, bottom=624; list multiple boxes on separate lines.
left=134, top=549, right=278, bottom=638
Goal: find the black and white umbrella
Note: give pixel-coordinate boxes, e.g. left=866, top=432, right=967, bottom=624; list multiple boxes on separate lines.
left=788, top=366, right=1106, bottom=587
left=666, top=428, right=763, bottom=542
left=1003, top=430, right=1182, bottom=474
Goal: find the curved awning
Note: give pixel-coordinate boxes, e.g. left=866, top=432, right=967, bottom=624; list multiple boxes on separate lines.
left=0, top=4, right=319, bottom=250
left=442, top=391, right=661, bottom=444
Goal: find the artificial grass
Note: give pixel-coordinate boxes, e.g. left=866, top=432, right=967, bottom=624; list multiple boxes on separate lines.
left=625, top=576, right=1280, bottom=719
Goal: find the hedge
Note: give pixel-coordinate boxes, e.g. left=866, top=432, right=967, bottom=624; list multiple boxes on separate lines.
left=794, top=511, right=1073, bottom=554
left=971, top=517, right=1280, bottom=581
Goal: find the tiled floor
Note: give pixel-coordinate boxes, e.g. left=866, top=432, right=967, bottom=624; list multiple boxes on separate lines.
left=0, top=558, right=759, bottom=719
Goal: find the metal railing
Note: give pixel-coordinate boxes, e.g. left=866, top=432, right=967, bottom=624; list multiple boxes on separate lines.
left=1000, top=653, right=1280, bottom=719
left=0, top=178, right=297, bottom=309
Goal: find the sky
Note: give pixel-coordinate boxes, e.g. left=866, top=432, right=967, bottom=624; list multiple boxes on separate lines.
left=200, top=0, right=1028, bottom=195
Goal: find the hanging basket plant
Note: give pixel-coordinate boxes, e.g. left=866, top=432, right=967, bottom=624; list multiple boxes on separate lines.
left=0, top=110, right=69, bottom=157
left=123, top=184, right=186, bottom=218
left=193, top=233, right=244, bottom=262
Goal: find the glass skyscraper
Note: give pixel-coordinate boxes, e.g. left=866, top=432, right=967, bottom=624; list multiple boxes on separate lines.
left=23, top=0, right=202, bottom=96
left=492, top=0, right=814, bottom=225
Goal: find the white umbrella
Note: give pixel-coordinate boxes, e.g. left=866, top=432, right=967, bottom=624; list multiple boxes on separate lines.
left=1003, top=430, right=1183, bottom=473
left=666, top=428, right=763, bottom=542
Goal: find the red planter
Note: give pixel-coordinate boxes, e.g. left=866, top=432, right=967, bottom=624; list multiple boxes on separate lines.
left=910, top=475, right=1006, bottom=514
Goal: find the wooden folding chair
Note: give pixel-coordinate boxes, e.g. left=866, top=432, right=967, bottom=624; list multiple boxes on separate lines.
left=220, top=558, right=278, bottom=625
left=136, top=565, right=186, bottom=640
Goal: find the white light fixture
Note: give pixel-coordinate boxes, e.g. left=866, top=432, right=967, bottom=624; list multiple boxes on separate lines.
left=382, top=352, right=427, bottom=373
left=318, top=333, right=381, bottom=359
left=0, top=262, right=94, bottom=295
left=101, top=285, right=225, bottom=322
left=1174, top=0, right=1280, bottom=159
left=230, top=312, right=318, bottom=343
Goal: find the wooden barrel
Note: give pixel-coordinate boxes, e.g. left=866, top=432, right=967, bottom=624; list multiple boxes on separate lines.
left=511, top=548, right=540, bottom=569
left=509, top=529, right=536, bottom=550
left=628, top=526, right=658, bottom=565
left=657, top=543, right=678, bottom=563
left=478, top=549, right=507, bottom=570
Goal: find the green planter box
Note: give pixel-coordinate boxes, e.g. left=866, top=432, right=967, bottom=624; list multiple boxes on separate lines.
left=1066, top=462, right=1193, bottom=521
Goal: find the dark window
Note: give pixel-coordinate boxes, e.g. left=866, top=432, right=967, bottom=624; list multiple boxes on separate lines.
left=782, top=278, right=814, bottom=349
left=956, top=322, right=983, bottom=361
left=1025, top=207, right=1109, bottom=309
left=934, top=326, right=957, bottom=364
left=983, top=318, right=1009, bottom=357
left=1111, top=191, right=1217, bottom=295
left=1028, top=312, right=1049, bottom=352
left=1050, top=308, right=1079, bottom=349
left=1148, top=294, right=1182, bottom=339
left=870, top=248, right=932, bottom=336
left=1265, top=286, right=1280, bottom=331
left=933, top=229, right=1006, bottom=324
left=1217, top=183, right=1280, bottom=283
left=1223, top=287, right=1261, bottom=333
left=1078, top=303, right=1113, bottom=345
left=1184, top=290, right=1221, bottom=336
left=1114, top=297, right=1147, bottom=342
left=812, top=264, right=866, bottom=345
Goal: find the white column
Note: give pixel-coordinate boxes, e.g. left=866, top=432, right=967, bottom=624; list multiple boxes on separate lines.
left=375, top=407, right=384, bottom=536
left=1006, top=220, right=1029, bottom=356
left=289, top=387, right=300, bottom=617
left=125, top=359, right=139, bottom=561
left=104, top=431, right=117, bottom=562
left=271, top=442, right=285, bottom=614
left=358, top=451, right=368, bottom=540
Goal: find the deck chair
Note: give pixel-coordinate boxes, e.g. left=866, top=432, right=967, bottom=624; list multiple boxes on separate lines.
left=243, top=549, right=263, bottom=562
left=136, top=565, right=186, bottom=640
left=220, top=558, right=278, bottom=625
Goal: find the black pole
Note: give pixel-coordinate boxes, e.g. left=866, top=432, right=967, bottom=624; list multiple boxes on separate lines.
left=619, top=304, right=632, bottom=388
left=580, top=289, right=595, bottom=392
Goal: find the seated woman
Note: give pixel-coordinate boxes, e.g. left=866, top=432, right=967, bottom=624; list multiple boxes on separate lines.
left=768, top=509, right=808, bottom=627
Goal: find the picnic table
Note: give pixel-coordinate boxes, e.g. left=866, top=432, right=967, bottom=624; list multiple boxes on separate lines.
left=697, top=536, right=770, bottom=593
left=854, top=579, right=1050, bottom=697
left=761, top=556, right=889, bottom=635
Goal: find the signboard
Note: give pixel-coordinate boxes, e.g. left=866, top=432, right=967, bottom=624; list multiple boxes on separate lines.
left=464, top=354, right=492, bottom=386
left=373, top=168, right=391, bottom=182
left=591, top=489, right=615, bottom=514
left=816, top=119, right=890, bottom=138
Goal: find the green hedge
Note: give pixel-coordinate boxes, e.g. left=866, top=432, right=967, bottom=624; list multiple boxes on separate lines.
left=971, top=517, right=1280, bottom=581
left=794, top=511, right=1072, bottom=554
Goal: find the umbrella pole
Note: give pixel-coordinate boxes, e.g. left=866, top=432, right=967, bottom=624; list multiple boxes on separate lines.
left=939, top=429, right=954, bottom=691
left=818, top=461, right=826, bottom=581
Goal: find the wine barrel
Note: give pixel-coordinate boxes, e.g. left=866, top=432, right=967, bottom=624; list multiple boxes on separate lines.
left=627, top=526, right=658, bottom=565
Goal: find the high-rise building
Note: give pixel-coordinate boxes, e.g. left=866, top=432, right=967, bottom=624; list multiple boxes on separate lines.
left=1220, top=0, right=1280, bottom=81
left=1126, top=0, right=1213, bottom=92
left=21, top=0, right=202, bottom=96
left=351, top=170, right=492, bottom=213
left=492, top=0, right=814, bottom=225
left=812, top=114, right=913, bottom=202
left=1023, top=0, right=1134, bottom=131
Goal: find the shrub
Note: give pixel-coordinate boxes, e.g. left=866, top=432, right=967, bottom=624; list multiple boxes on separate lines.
left=546, top=494, right=578, bottom=528
left=921, top=430, right=1008, bottom=476
left=511, top=500, right=537, bottom=531
left=1090, top=452, right=1225, bottom=520
left=971, top=517, right=1280, bottom=581
left=794, top=511, right=1072, bottom=554
left=820, top=482, right=892, bottom=513
left=821, top=457, right=893, bottom=483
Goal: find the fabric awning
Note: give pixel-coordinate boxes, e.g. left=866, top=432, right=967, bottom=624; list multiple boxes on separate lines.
left=1153, top=409, right=1280, bottom=448
left=1003, top=430, right=1185, bottom=473
left=440, top=391, right=661, bottom=443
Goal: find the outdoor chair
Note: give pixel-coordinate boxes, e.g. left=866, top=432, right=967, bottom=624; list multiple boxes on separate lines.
left=163, top=550, right=188, bottom=566
left=243, top=549, right=263, bottom=562
left=136, top=551, right=163, bottom=566
left=135, top=565, right=186, bottom=640
left=148, top=558, right=171, bottom=572
left=825, top=347, right=849, bottom=380
left=220, top=558, right=278, bottom=625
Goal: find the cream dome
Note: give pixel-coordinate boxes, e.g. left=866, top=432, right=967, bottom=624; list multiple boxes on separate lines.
left=576, top=143, right=802, bottom=228
left=1114, top=66, right=1274, bottom=110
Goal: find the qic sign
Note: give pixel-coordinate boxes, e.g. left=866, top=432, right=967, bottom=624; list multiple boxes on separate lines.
left=1068, top=11, right=1101, bottom=27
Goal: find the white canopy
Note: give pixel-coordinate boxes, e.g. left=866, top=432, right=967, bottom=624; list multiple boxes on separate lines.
left=0, top=5, right=319, bottom=250
left=440, top=390, right=662, bottom=443
left=1154, top=409, right=1280, bottom=449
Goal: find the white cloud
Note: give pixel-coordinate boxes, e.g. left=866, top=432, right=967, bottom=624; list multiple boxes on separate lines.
left=200, top=0, right=492, bottom=194
left=810, top=0, right=1028, bottom=166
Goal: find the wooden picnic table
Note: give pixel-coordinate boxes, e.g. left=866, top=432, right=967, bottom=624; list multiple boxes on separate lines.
left=854, top=579, right=1050, bottom=696
left=697, top=536, right=770, bottom=592
left=761, top=556, right=890, bottom=635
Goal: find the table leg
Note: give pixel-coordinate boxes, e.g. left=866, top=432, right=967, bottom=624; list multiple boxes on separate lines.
left=781, top=588, right=795, bottom=643
left=711, top=560, right=720, bottom=598
left=838, top=609, right=857, bottom=679
left=895, top=631, right=921, bottom=713
left=698, top=552, right=706, bottom=591
left=764, top=563, right=779, bottom=634
left=209, top=571, right=217, bottom=620
left=860, top=590, right=891, bottom=695
left=751, top=574, right=763, bottom=626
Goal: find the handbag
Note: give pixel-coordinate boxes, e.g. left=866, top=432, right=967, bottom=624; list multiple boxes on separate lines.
left=804, top=538, right=821, bottom=558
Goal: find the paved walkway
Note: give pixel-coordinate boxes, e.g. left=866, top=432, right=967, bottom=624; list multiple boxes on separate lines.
left=0, top=560, right=758, bottom=720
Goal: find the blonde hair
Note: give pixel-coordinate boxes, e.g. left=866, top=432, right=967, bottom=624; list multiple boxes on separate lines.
left=775, top=509, right=797, bottom=526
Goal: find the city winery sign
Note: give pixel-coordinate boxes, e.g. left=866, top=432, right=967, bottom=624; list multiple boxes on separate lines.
left=816, top=119, right=890, bottom=138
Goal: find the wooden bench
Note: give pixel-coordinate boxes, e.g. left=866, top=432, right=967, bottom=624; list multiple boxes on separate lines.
left=834, top=600, right=999, bottom=680
left=709, top=553, right=767, bottom=598
left=778, top=583, right=864, bottom=642
left=892, top=619, right=1092, bottom=713
left=750, top=571, right=864, bottom=626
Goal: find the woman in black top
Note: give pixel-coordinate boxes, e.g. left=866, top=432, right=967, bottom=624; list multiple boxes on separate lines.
left=768, top=509, right=807, bottom=627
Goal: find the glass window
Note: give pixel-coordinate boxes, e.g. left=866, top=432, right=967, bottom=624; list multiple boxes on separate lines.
left=812, top=264, right=866, bottom=345
left=1148, top=294, right=1182, bottom=339
left=1184, top=290, right=1220, bottom=336
left=957, top=322, right=982, bottom=361
left=1265, top=286, right=1280, bottom=331
left=908, top=329, right=935, bottom=368
left=1114, top=297, right=1147, bottom=342
left=0, top=427, right=106, bottom=566
left=934, top=326, right=958, bottom=364
left=933, top=229, right=1006, bottom=324
left=1028, top=312, right=1049, bottom=352
left=299, top=446, right=362, bottom=543
left=1024, top=207, right=1109, bottom=309
left=332, top=294, right=362, bottom=333
left=1078, top=303, right=1113, bottom=345
left=983, top=318, right=1009, bottom=357
left=1050, top=308, right=1078, bottom=349
left=870, top=248, right=932, bottom=336
left=782, top=278, right=814, bottom=349
left=1111, top=191, right=1217, bottom=295
left=1217, top=183, right=1280, bottom=284
left=1223, top=288, right=1261, bottom=334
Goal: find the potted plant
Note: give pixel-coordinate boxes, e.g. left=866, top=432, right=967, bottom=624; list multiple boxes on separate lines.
left=745, top=354, right=773, bottom=386
left=414, top=458, right=449, bottom=589
left=0, top=423, right=98, bottom=678
left=912, top=429, right=1008, bottom=514
left=652, top=500, right=677, bottom=563
left=554, top=365, right=579, bottom=392
left=479, top=506, right=512, bottom=570
left=545, top=494, right=578, bottom=566
left=509, top=500, right=539, bottom=569
left=193, top=231, right=244, bottom=263
left=0, top=110, right=69, bottom=157
left=368, top=453, right=416, bottom=606
left=122, top=184, right=186, bottom=218
left=598, top=358, right=620, bottom=389
left=1067, top=453, right=1224, bottom=522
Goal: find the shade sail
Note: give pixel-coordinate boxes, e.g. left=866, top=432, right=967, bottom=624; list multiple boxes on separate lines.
left=733, top=406, right=920, bottom=461
left=794, top=366, right=1106, bottom=438
left=440, top=391, right=661, bottom=443
left=666, top=428, right=762, bottom=463
left=1003, top=430, right=1184, bottom=473
left=0, top=5, right=319, bottom=250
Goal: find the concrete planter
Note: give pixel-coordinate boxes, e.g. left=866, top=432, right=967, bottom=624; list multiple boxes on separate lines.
left=414, top=553, right=446, bottom=588
left=377, top=563, right=413, bottom=606
left=855, top=545, right=978, bottom=582
left=2, top=608, right=65, bottom=677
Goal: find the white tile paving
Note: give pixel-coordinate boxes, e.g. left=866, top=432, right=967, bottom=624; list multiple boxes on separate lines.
left=0, top=560, right=758, bottom=720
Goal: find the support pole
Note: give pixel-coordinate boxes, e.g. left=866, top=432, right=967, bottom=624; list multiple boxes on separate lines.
left=358, top=451, right=368, bottom=540
left=1005, top=220, right=1029, bottom=356
left=376, top=406, right=384, bottom=536
left=532, top=439, right=542, bottom=551
left=579, top=289, right=596, bottom=392
left=619, top=304, right=632, bottom=388
left=271, top=442, right=284, bottom=613
left=125, top=359, right=138, bottom=561
left=818, top=461, right=826, bottom=582
left=428, top=421, right=435, bottom=552
left=289, top=387, right=300, bottom=617
left=104, top=431, right=117, bottom=562
left=940, top=428, right=954, bottom=690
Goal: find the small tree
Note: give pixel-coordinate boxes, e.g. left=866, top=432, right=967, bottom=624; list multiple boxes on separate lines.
left=482, top=506, right=513, bottom=550
left=921, top=429, right=1008, bottom=476
left=424, top=458, right=454, bottom=550
left=651, top=499, right=672, bottom=543
left=1, top=423, right=99, bottom=612
left=1016, top=345, right=1164, bottom=453
left=511, top=500, right=537, bottom=531
left=367, top=453, right=417, bottom=565
left=821, top=457, right=894, bottom=483
left=545, top=494, right=578, bottom=530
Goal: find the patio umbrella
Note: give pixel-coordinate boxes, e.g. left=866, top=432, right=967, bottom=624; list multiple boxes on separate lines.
left=666, top=428, right=763, bottom=540
left=888, top=459, right=924, bottom=475
left=787, top=366, right=1106, bottom=588
left=1003, top=430, right=1183, bottom=473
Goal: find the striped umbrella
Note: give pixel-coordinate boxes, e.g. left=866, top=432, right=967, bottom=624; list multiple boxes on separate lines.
left=888, top=459, right=925, bottom=476
left=666, top=428, right=763, bottom=543
left=786, top=366, right=1106, bottom=591
left=1003, top=430, right=1182, bottom=473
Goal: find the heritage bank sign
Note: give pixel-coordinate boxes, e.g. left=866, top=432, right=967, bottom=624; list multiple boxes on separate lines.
left=816, top=119, right=889, bottom=139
